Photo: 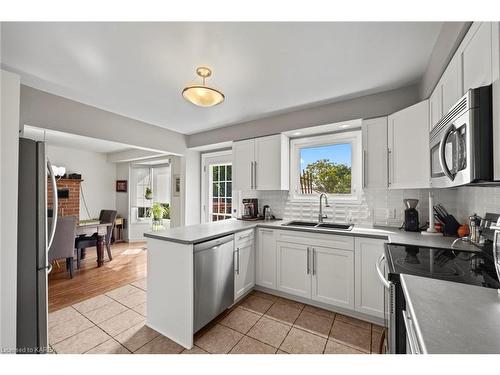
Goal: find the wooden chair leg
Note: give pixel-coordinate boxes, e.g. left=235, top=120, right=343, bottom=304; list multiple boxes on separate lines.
left=67, top=257, right=74, bottom=279
left=76, top=248, right=82, bottom=269
left=106, top=243, right=113, bottom=261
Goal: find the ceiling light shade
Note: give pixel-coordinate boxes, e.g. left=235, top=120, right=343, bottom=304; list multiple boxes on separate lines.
left=182, top=67, right=224, bottom=107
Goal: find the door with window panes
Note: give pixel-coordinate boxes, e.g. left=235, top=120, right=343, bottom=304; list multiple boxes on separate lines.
left=203, top=151, right=233, bottom=222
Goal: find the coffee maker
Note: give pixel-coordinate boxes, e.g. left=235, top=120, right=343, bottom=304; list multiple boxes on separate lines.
left=403, top=199, right=420, bottom=232
left=242, top=198, right=259, bottom=220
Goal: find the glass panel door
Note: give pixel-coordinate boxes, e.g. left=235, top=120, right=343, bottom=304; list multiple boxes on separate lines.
left=202, top=151, right=233, bottom=223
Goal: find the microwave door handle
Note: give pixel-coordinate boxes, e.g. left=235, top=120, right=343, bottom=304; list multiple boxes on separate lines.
left=439, top=124, right=455, bottom=181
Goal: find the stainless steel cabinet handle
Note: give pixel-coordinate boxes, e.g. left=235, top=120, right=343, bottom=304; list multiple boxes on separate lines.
left=376, top=253, right=390, bottom=289
left=250, top=161, right=254, bottom=189
left=259, top=229, right=274, bottom=233
left=238, top=233, right=253, bottom=241
left=402, top=310, right=421, bottom=354
left=387, top=148, right=391, bottom=186
left=236, top=247, right=240, bottom=274
left=254, top=161, right=257, bottom=189
left=363, top=150, right=367, bottom=188
left=312, top=248, right=316, bottom=275
left=306, top=247, right=310, bottom=274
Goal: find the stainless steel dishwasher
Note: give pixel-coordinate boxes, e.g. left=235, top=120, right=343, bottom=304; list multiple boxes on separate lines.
left=193, top=234, right=235, bottom=332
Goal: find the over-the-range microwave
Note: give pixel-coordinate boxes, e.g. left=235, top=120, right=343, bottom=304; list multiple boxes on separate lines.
left=430, top=85, right=493, bottom=188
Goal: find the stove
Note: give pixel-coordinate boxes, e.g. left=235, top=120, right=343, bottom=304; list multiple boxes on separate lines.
left=386, top=243, right=500, bottom=289
left=380, top=242, right=500, bottom=354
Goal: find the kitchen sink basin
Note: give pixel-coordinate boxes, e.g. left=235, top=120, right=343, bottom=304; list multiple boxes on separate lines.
left=316, top=223, right=353, bottom=231
left=282, top=221, right=353, bottom=231
left=282, top=220, right=319, bottom=227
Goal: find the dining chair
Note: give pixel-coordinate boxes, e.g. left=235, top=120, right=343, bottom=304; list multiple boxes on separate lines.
left=48, top=216, right=77, bottom=278
left=75, top=210, right=117, bottom=267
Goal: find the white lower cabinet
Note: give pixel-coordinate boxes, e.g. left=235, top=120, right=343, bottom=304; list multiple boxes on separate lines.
left=276, top=239, right=355, bottom=311
left=256, top=228, right=277, bottom=289
left=255, top=228, right=383, bottom=320
left=311, top=246, right=354, bottom=309
left=354, top=237, right=385, bottom=319
left=276, top=241, right=311, bottom=298
left=234, top=231, right=255, bottom=300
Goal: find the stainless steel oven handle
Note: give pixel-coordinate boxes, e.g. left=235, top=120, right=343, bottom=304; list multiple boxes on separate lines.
left=402, top=310, right=421, bottom=354
left=493, top=230, right=500, bottom=289
left=439, top=124, right=456, bottom=181
left=376, top=253, right=390, bottom=289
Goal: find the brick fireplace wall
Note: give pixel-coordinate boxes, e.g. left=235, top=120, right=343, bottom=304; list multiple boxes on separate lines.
left=47, top=179, right=82, bottom=217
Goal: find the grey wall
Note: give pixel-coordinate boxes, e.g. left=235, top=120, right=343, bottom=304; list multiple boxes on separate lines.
left=418, top=22, right=472, bottom=99
left=20, top=85, right=187, bottom=155
left=187, top=84, right=420, bottom=148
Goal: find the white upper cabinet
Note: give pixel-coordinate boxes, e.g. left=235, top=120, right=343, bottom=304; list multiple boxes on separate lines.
left=232, top=139, right=255, bottom=191
left=388, top=100, right=430, bottom=189
left=232, top=134, right=289, bottom=191
left=461, top=22, right=493, bottom=93
left=361, top=117, right=388, bottom=189
left=429, top=84, right=442, bottom=130
left=441, top=54, right=463, bottom=114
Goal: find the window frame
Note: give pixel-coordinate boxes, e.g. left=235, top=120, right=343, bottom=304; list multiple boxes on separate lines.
left=130, top=162, right=171, bottom=222
left=201, top=150, right=233, bottom=223
left=290, top=130, right=362, bottom=202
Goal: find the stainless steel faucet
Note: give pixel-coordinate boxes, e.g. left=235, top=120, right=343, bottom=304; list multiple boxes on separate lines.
left=318, top=193, right=330, bottom=223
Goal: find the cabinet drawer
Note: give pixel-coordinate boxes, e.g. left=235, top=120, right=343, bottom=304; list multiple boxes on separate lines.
left=235, top=229, right=254, bottom=247
left=276, top=229, right=354, bottom=251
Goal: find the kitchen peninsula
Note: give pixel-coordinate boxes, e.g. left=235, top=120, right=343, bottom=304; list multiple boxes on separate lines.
left=144, top=219, right=478, bottom=349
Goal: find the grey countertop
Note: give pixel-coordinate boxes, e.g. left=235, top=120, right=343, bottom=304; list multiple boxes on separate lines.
left=144, top=218, right=478, bottom=251
left=400, top=274, right=500, bottom=354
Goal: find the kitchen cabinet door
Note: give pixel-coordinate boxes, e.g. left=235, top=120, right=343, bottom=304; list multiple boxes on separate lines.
left=362, top=117, right=388, bottom=189
left=429, top=83, right=442, bottom=130
left=311, top=246, right=354, bottom=309
left=232, top=139, right=255, bottom=191
left=234, top=240, right=255, bottom=300
left=354, top=237, right=385, bottom=319
left=441, top=54, right=463, bottom=115
left=462, top=22, right=493, bottom=93
left=255, top=134, right=289, bottom=191
left=256, top=229, right=277, bottom=289
left=388, top=100, right=430, bottom=189
left=276, top=241, right=311, bottom=298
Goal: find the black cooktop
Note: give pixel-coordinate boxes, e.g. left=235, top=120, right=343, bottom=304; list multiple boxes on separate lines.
left=385, top=242, right=500, bottom=289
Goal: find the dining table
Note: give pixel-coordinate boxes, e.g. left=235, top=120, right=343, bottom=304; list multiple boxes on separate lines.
left=76, top=221, right=113, bottom=267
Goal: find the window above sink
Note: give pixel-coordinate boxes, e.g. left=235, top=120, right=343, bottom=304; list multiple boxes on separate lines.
left=290, top=130, right=362, bottom=203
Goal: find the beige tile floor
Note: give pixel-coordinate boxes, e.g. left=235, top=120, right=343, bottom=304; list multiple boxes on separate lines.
left=48, top=281, right=385, bottom=354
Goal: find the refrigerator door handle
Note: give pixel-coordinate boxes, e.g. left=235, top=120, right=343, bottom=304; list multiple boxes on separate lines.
left=46, top=159, right=58, bottom=263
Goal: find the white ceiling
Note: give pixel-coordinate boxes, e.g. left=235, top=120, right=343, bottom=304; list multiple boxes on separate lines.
left=1, top=22, right=442, bottom=135
left=23, top=125, right=136, bottom=153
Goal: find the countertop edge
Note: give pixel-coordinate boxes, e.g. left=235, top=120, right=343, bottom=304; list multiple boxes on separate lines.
left=399, top=274, right=428, bottom=354
left=144, top=224, right=258, bottom=244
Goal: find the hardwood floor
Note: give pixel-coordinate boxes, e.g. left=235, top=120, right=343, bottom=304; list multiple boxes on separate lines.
left=48, top=241, right=147, bottom=312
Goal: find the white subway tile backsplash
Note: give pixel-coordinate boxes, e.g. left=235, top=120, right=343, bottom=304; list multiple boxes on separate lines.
left=256, top=186, right=500, bottom=228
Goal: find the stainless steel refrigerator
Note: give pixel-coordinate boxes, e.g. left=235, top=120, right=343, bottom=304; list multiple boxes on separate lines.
left=17, top=138, right=58, bottom=354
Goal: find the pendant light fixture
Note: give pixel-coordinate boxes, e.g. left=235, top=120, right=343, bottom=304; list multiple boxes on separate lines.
left=182, top=67, right=225, bottom=107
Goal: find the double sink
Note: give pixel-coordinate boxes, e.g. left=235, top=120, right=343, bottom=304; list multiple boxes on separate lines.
left=282, top=220, right=353, bottom=231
